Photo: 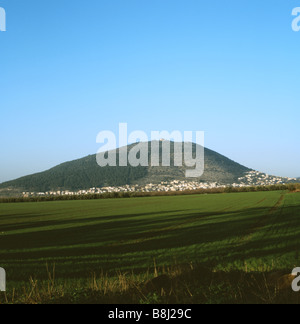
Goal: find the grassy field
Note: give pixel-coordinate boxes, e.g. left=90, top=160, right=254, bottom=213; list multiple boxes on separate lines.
left=0, top=190, right=300, bottom=303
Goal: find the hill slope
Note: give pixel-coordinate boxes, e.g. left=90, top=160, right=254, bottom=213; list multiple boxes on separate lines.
left=0, top=141, right=251, bottom=192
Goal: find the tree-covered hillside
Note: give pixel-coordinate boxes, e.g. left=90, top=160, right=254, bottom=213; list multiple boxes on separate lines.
left=0, top=142, right=251, bottom=192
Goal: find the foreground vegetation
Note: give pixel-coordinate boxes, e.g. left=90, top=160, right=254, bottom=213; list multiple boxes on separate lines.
left=1, top=264, right=299, bottom=304
left=0, top=190, right=300, bottom=303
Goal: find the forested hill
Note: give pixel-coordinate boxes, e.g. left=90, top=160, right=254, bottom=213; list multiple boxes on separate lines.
left=0, top=141, right=251, bottom=192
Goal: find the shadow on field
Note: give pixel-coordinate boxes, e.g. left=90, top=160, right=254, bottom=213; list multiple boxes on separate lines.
left=0, top=209, right=187, bottom=232
left=1, top=202, right=300, bottom=278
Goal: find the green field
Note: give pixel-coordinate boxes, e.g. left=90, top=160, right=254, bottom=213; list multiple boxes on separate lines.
left=0, top=190, right=300, bottom=303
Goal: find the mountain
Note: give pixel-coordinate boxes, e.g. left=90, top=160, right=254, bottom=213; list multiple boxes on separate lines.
left=0, top=141, right=251, bottom=193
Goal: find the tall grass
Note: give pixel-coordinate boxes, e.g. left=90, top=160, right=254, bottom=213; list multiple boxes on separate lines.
left=1, top=263, right=299, bottom=304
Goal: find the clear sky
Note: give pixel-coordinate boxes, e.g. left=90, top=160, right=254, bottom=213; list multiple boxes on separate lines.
left=0, top=0, right=300, bottom=183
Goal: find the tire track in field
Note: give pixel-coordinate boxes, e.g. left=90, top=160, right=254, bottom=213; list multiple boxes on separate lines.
left=236, top=193, right=286, bottom=246
left=264, top=192, right=300, bottom=262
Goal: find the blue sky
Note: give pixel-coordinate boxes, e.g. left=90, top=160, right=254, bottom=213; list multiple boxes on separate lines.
left=0, top=0, right=300, bottom=182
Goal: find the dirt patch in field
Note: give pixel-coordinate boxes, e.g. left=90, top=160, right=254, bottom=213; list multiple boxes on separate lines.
left=267, top=271, right=297, bottom=290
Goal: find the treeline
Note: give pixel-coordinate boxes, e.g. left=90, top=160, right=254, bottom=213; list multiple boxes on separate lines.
left=1, top=183, right=300, bottom=204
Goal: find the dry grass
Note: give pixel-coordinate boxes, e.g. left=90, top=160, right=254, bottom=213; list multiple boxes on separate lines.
left=1, top=263, right=299, bottom=304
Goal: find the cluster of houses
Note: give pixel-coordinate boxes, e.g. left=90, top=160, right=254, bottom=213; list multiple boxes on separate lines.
left=22, top=171, right=297, bottom=198
left=237, top=171, right=296, bottom=187
left=22, top=181, right=221, bottom=197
